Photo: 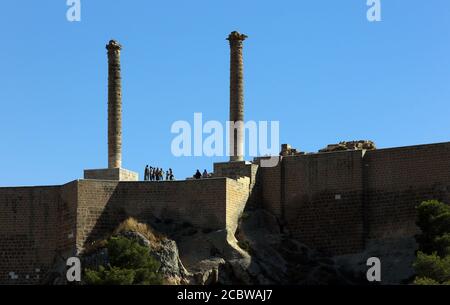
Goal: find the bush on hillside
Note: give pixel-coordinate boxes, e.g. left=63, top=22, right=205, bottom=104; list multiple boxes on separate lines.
left=84, top=236, right=162, bottom=285
left=414, top=200, right=450, bottom=285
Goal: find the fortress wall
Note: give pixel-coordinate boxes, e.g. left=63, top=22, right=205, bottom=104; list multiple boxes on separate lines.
left=0, top=177, right=236, bottom=283
left=364, top=143, right=450, bottom=240
left=2, top=142, right=449, bottom=283
left=58, top=181, right=79, bottom=257
left=0, top=182, right=78, bottom=284
left=214, top=161, right=259, bottom=209
left=76, top=178, right=230, bottom=249
left=226, top=177, right=251, bottom=233
left=256, top=142, right=450, bottom=256
left=76, top=180, right=120, bottom=249
left=281, top=151, right=365, bottom=255
left=258, top=163, right=282, bottom=218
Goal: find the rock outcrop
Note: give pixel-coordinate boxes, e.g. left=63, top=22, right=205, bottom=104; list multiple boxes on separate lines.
left=231, top=209, right=354, bottom=284
left=76, top=210, right=415, bottom=285
left=141, top=209, right=355, bottom=285
left=334, top=237, right=417, bottom=284
left=80, top=228, right=192, bottom=285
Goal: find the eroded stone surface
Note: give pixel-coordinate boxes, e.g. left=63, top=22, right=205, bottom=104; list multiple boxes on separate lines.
left=319, top=140, right=376, bottom=152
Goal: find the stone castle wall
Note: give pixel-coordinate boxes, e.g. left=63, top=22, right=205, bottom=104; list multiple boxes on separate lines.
left=364, top=143, right=450, bottom=241
left=0, top=177, right=248, bottom=284
left=1, top=142, right=450, bottom=283
left=282, top=150, right=365, bottom=255
left=226, top=177, right=251, bottom=234
left=0, top=182, right=78, bottom=284
left=214, top=161, right=258, bottom=208
left=258, top=158, right=282, bottom=218
left=76, top=178, right=246, bottom=249
left=257, top=142, right=450, bottom=255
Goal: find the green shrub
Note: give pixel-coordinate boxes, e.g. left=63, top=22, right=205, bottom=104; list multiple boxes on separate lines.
left=434, top=233, right=450, bottom=257
left=414, top=200, right=450, bottom=285
left=413, top=252, right=450, bottom=284
left=413, top=277, right=440, bottom=285
left=84, top=236, right=162, bottom=285
left=416, top=200, right=450, bottom=254
left=85, top=266, right=135, bottom=285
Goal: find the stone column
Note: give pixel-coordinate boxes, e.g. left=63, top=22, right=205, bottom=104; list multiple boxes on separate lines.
left=106, top=40, right=122, bottom=169
left=227, top=31, right=247, bottom=162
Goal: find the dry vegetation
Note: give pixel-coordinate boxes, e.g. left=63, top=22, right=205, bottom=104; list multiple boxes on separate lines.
left=114, top=217, right=166, bottom=249
left=82, top=217, right=166, bottom=254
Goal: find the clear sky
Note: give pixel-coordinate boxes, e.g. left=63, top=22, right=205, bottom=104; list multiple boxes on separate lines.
left=1, top=0, right=449, bottom=186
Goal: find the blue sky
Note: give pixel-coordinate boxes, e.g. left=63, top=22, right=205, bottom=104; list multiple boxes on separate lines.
left=1, top=0, right=449, bottom=186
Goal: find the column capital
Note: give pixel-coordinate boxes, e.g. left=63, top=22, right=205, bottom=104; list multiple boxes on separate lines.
left=227, top=31, right=248, bottom=44
left=106, top=40, right=122, bottom=52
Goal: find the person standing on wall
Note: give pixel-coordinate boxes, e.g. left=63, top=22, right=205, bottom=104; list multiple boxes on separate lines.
left=144, top=165, right=149, bottom=181
left=155, top=168, right=160, bottom=181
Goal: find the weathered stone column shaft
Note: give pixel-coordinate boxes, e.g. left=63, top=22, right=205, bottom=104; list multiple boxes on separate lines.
left=227, top=31, right=247, bottom=162
left=106, top=40, right=122, bottom=169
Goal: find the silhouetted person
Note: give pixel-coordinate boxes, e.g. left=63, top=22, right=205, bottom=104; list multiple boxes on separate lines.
left=194, top=169, right=202, bottom=180
left=144, top=165, right=149, bottom=181
left=168, top=168, right=174, bottom=181
left=202, top=169, right=208, bottom=179
left=150, top=167, right=155, bottom=181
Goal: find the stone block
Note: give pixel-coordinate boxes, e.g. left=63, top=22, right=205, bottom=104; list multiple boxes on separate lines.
left=83, top=168, right=139, bottom=181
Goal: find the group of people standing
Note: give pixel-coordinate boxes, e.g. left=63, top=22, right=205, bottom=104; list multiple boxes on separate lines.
left=194, top=169, right=210, bottom=179
left=144, top=166, right=212, bottom=181
left=144, top=165, right=174, bottom=181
